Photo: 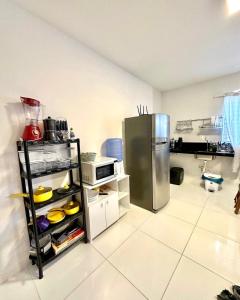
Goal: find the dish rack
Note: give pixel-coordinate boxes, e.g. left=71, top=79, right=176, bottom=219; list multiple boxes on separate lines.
left=16, top=139, right=87, bottom=279
left=175, top=116, right=223, bottom=132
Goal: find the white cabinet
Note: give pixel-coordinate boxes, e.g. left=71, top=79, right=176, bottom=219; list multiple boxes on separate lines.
left=105, top=195, right=119, bottom=227
left=88, top=194, right=119, bottom=239
left=88, top=200, right=106, bottom=239
left=82, top=175, right=130, bottom=242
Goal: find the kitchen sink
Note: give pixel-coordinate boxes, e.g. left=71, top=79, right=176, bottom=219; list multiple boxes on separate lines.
left=216, top=150, right=234, bottom=154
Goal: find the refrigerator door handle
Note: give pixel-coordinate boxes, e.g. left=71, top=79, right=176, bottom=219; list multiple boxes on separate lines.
left=155, top=141, right=167, bottom=145
left=152, top=141, right=169, bottom=151
left=152, top=137, right=168, bottom=144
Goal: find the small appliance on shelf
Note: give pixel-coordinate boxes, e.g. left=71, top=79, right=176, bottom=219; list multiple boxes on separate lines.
left=43, top=116, right=58, bottom=142
left=21, top=97, right=42, bottom=141
left=81, top=156, right=116, bottom=185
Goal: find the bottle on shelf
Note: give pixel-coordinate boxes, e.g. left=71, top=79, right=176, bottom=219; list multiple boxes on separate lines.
left=70, top=128, right=75, bottom=140
left=170, top=138, right=175, bottom=149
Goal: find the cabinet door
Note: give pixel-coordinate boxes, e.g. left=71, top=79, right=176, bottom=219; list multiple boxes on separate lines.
left=105, top=195, right=119, bottom=227
left=89, top=200, right=106, bottom=239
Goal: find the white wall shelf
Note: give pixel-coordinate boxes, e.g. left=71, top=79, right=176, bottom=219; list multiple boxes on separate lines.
left=118, top=191, right=129, bottom=200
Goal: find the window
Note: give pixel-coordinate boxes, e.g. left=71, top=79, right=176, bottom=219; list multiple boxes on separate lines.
left=221, top=96, right=240, bottom=145
left=221, top=116, right=231, bottom=143
left=221, top=95, right=240, bottom=172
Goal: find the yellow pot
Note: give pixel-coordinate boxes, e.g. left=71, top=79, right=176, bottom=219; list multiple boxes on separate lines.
left=11, top=186, right=53, bottom=203
left=49, top=201, right=80, bottom=216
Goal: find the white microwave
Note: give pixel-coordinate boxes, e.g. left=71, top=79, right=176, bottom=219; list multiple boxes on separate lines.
left=81, top=157, right=117, bottom=185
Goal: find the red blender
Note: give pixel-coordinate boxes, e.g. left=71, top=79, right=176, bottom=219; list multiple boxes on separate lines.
left=21, top=97, right=42, bottom=141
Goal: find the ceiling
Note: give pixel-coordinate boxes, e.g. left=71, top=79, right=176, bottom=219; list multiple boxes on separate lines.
left=14, top=0, right=240, bottom=91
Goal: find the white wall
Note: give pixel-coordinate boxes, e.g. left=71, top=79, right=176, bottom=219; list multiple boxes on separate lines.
left=162, top=71, right=240, bottom=141
left=0, top=0, right=158, bottom=281
left=153, top=89, right=162, bottom=113
left=161, top=72, right=240, bottom=178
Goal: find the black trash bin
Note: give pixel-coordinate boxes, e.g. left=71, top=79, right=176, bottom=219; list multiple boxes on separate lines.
left=170, top=167, right=184, bottom=185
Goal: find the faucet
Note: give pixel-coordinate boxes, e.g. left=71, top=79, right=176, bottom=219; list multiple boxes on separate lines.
left=203, top=137, right=208, bottom=151
left=201, top=136, right=209, bottom=152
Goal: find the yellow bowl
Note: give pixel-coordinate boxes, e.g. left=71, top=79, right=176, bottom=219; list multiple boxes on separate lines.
left=47, top=211, right=65, bottom=224
left=62, top=201, right=80, bottom=215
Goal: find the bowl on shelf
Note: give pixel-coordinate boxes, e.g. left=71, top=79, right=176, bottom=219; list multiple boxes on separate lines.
left=45, top=160, right=58, bottom=171
left=81, top=152, right=96, bottom=162
left=87, top=190, right=99, bottom=203
left=22, top=160, right=46, bottom=174
left=47, top=210, right=65, bottom=224
left=18, top=150, right=44, bottom=163
left=56, top=158, right=71, bottom=169
left=48, top=201, right=80, bottom=217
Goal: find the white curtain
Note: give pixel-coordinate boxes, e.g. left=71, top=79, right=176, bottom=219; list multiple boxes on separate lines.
left=222, top=96, right=240, bottom=173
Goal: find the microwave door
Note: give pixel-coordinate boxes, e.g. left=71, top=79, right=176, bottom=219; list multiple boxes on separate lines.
left=96, top=163, right=115, bottom=182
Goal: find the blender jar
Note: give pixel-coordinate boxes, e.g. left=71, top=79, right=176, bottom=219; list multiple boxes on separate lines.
left=21, top=97, right=42, bottom=141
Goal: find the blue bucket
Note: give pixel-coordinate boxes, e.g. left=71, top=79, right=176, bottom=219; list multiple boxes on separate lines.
left=106, top=138, right=123, bottom=161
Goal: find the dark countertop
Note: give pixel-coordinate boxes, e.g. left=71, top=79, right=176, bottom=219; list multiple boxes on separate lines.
left=170, top=142, right=234, bottom=157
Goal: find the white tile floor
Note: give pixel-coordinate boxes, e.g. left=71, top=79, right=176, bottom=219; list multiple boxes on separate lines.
left=1, top=176, right=239, bottom=300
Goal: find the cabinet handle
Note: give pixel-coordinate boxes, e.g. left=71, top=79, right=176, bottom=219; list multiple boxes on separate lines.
left=100, top=203, right=103, bottom=208
left=106, top=200, right=108, bottom=204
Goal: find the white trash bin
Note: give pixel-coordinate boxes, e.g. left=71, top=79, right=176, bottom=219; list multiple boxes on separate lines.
left=202, top=172, right=223, bottom=192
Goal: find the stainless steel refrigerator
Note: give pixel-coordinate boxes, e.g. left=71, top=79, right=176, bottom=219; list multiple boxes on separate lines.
left=124, top=114, right=170, bottom=212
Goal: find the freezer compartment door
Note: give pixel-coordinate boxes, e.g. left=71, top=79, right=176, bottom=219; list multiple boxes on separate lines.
left=152, top=144, right=170, bottom=210
left=152, top=114, right=169, bottom=139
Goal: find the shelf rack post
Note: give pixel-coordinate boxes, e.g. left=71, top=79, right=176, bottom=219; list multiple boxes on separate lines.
left=76, top=139, right=87, bottom=243
left=23, top=141, right=43, bottom=279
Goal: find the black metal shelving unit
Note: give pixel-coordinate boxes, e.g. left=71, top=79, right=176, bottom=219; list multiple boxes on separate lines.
left=16, top=138, right=87, bottom=279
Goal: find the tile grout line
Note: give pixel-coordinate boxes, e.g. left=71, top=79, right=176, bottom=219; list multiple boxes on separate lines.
left=64, top=255, right=107, bottom=300
left=92, top=224, right=139, bottom=258
left=182, top=189, right=237, bottom=284
left=98, top=212, right=155, bottom=259
left=107, top=259, right=149, bottom=299
left=195, top=192, right=240, bottom=244
left=160, top=193, right=208, bottom=300
left=62, top=242, right=107, bottom=299
left=26, top=267, right=42, bottom=300
left=185, top=191, right=238, bottom=284
left=65, top=212, right=152, bottom=300
left=138, top=229, right=182, bottom=255
left=159, top=189, right=236, bottom=297
left=107, top=213, right=152, bottom=299
left=170, top=196, right=208, bottom=209
left=182, top=254, right=235, bottom=285
left=160, top=210, right=201, bottom=226
left=92, top=228, right=149, bottom=299
left=95, top=210, right=192, bottom=300
left=34, top=283, right=42, bottom=300
left=196, top=224, right=240, bottom=245
left=93, top=197, right=211, bottom=300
